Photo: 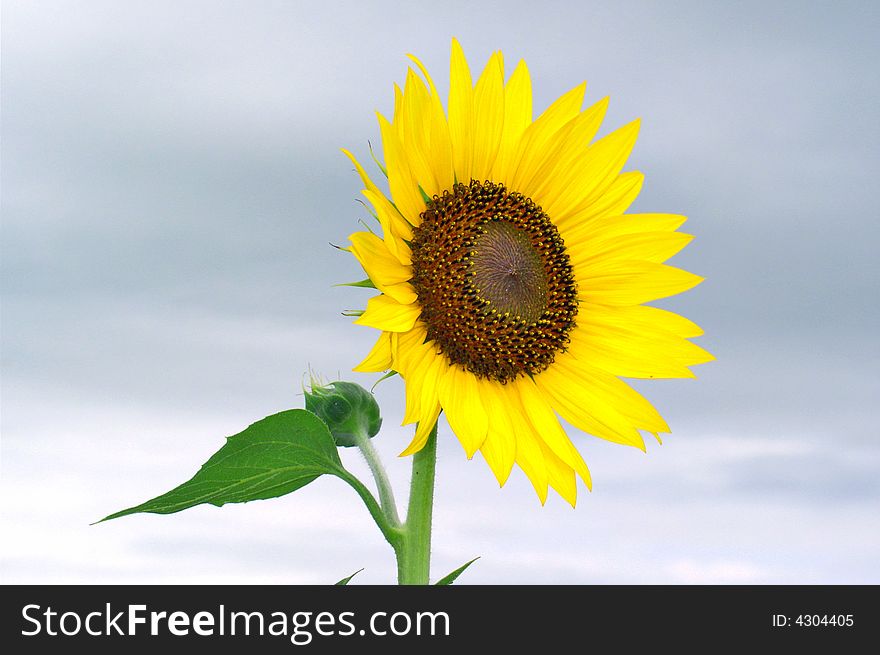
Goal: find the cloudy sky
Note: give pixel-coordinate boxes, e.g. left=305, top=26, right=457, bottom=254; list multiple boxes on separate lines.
left=2, top=0, right=878, bottom=584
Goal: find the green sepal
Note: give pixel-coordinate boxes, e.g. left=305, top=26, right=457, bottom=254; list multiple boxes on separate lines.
left=334, top=279, right=377, bottom=289
left=370, top=370, right=399, bottom=391
left=419, top=186, right=432, bottom=205
left=356, top=198, right=380, bottom=224
left=368, top=140, right=388, bottom=178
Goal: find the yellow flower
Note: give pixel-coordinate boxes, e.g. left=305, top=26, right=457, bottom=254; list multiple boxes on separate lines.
left=344, top=39, right=713, bottom=506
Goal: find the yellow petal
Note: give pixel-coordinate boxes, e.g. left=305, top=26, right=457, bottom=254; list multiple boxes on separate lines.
left=471, top=51, right=505, bottom=182
left=609, top=304, right=705, bottom=338
left=389, top=332, right=400, bottom=366
left=506, top=82, right=585, bottom=191
left=513, top=376, right=592, bottom=488
left=558, top=355, right=671, bottom=435
left=567, top=309, right=713, bottom=379
left=448, top=37, right=474, bottom=183
left=418, top=351, right=447, bottom=423
left=535, top=361, right=646, bottom=450
left=406, top=52, right=455, bottom=192
left=380, top=282, right=417, bottom=305
left=421, top=341, right=449, bottom=407
left=577, top=261, right=704, bottom=305
left=398, top=342, right=432, bottom=425
left=524, top=96, right=609, bottom=202
left=540, top=118, right=640, bottom=220
left=396, top=327, right=445, bottom=427
left=399, top=405, right=441, bottom=457
left=399, top=68, right=440, bottom=197
left=477, top=379, right=517, bottom=486
left=402, top=377, right=422, bottom=425
left=353, top=332, right=393, bottom=372
left=392, top=322, right=428, bottom=374
left=392, top=83, right=404, bottom=139
left=540, top=442, right=578, bottom=507
left=568, top=231, right=694, bottom=268
left=362, top=189, right=413, bottom=262
left=348, top=231, right=416, bottom=304
left=492, top=58, right=532, bottom=182
left=348, top=230, right=412, bottom=285
left=550, top=347, right=674, bottom=436
left=438, top=365, right=488, bottom=458
left=501, top=384, right=549, bottom=504
left=560, top=211, right=687, bottom=247
left=342, top=149, right=413, bottom=254
left=377, top=112, right=426, bottom=226
left=354, top=294, right=420, bottom=332
left=341, top=147, right=384, bottom=195
left=556, top=171, right=644, bottom=230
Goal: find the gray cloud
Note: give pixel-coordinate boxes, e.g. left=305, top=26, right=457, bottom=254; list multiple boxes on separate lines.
left=2, top=0, right=878, bottom=583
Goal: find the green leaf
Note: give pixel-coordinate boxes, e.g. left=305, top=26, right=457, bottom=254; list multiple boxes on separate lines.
left=435, top=557, right=480, bottom=585
left=335, top=568, right=364, bottom=585
left=99, top=410, right=345, bottom=522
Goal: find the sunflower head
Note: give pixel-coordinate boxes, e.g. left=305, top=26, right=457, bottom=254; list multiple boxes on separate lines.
left=410, top=179, right=578, bottom=383
left=343, top=39, right=713, bottom=506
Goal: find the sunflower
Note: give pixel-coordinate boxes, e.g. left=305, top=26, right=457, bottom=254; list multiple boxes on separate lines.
left=344, top=39, right=712, bottom=506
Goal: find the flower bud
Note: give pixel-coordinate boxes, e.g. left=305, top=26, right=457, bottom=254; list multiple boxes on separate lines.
left=304, top=380, right=382, bottom=447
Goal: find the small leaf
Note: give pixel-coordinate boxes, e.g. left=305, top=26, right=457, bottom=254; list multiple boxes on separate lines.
left=435, top=557, right=480, bottom=585
left=99, top=410, right=345, bottom=522
left=335, top=568, right=364, bottom=585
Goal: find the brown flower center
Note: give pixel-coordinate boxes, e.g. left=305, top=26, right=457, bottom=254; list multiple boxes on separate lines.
left=409, top=180, right=578, bottom=383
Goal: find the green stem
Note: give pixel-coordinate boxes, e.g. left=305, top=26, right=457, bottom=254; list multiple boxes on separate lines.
left=396, top=422, right=438, bottom=585
left=354, top=429, right=400, bottom=526
left=337, top=469, right=403, bottom=548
